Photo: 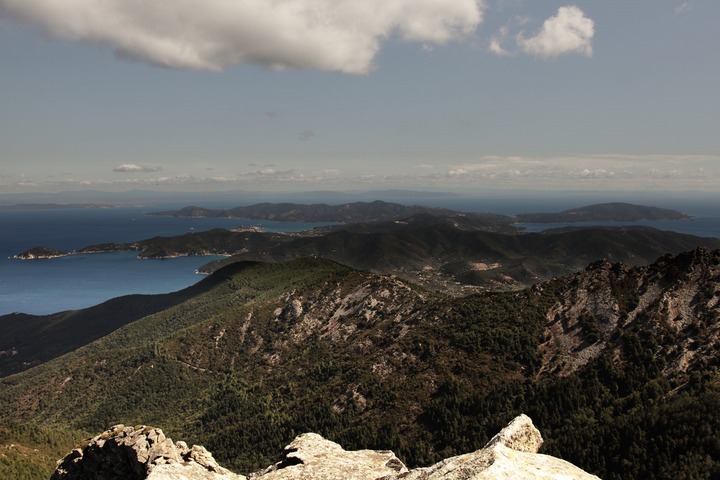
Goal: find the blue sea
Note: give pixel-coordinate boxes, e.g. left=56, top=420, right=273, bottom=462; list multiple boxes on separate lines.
left=2, top=198, right=719, bottom=316
left=0, top=206, right=330, bottom=316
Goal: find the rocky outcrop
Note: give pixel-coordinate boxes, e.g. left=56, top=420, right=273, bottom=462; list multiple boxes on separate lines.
left=539, top=247, right=720, bottom=377
left=50, top=424, right=244, bottom=480
left=382, top=415, right=600, bottom=479
left=250, top=432, right=407, bottom=479
left=51, top=416, right=599, bottom=480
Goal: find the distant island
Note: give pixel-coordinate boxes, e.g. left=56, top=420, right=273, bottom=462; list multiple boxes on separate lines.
left=12, top=200, right=713, bottom=293
left=148, top=200, right=515, bottom=227
left=151, top=200, right=691, bottom=225
left=516, top=202, right=690, bottom=223
left=12, top=244, right=131, bottom=260
left=12, top=247, right=67, bottom=260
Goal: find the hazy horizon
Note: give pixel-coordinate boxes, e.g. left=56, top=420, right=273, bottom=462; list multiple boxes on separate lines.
left=2, top=1, right=718, bottom=195
left=3, top=187, right=720, bottom=219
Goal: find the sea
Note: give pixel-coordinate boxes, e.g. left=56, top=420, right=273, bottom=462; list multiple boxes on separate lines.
left=2, top=197, right=720, bottom=316
left=0, top=206, right=331, bottom=316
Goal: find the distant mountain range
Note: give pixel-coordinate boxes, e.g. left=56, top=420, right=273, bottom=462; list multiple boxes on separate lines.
left=516, top=202, right=690, bottom=222
left=151, top=200, right=690, bottom=224
left=149, top=200, right=517, bottom=228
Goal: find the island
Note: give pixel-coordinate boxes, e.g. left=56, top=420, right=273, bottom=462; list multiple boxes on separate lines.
left=515, top=202, right=690, bottom=223
left=13, top=246, right=67, bottom=259
left=148, top=200, right=516, bottom=227
left=12, top=201, right=707, bottom=293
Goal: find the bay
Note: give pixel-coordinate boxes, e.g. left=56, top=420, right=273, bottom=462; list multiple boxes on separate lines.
left=2, top=199, right=720, bottom=316
left=0, top=206, right=329, bottom=315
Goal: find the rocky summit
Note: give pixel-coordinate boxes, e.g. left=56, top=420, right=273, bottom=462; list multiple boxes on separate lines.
left=51, top=415, right=599, bottom=480
left=50, top=424, right=243, bottom=480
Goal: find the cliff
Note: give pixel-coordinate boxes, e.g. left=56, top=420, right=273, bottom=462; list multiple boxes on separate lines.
left=50, top=415, right=599, bottom=480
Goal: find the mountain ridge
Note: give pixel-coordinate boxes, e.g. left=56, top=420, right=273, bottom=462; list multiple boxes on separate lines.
left=150, top=200, right=691, bottom=224
left=13, top=220, right=720, bottom=294
left=1, top=249, right=719, bottom=478
left=148, top=200, right=514, bottom=226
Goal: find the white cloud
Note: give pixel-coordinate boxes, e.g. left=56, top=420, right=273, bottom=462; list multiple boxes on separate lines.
left=5, top=155, right=719, bottom=194
left=113, top=164, right=162, bottom=173
left=440, top=154, right=720, bottom=190
left=0, top=0, right=483, bottom=74
left=489, top=25, right=512, bottom=56
left=576, top=168, right=615, bottom=178
left=518, top=6, right=594, bottom=58
left=16, top=180, right=38, bottom=187
left=674, top=2, right=691, bottom=15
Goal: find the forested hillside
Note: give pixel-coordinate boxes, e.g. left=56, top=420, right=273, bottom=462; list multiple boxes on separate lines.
left=1, top=250, right=719, bottom=479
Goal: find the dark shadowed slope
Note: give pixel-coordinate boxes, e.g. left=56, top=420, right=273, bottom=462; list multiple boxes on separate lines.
left=0, top=265, right=253, bottom=377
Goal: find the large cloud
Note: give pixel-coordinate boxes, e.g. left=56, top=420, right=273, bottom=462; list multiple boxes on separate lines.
left=0, top=0, right=483, bottom=73
left=518, top=6, right=594, bottom=58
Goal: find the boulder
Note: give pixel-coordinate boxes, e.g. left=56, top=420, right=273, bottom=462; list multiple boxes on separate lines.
left=380, top=415, right=600, bottom=480
left=50, top=424, right=244, bottom=480
left=249, top=432, right=407, bottom=480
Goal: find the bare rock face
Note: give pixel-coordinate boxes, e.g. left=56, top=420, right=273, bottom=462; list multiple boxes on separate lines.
left=250, top=432, right=408, bottom=480
left=381, top=415, right=600, bottom=480
left=482, top=414, right=543, bottom=453
left=50, top=425, right=244, bottom=480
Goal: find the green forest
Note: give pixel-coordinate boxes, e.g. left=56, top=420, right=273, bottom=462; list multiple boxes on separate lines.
left=1, top=253, right=719, bottom=479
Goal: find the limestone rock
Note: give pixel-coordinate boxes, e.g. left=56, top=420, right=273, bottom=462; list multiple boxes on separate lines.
left=250, top=432, right=408, bottom=480
left=482, top=414, right=543, bottom=453
left=148, top=462, right=241, bottom=480
left=51, top=416, right=599, bottom=480
left=381, top=415, right=600, bottom=480
left=50, top=424, right=244, bottom=480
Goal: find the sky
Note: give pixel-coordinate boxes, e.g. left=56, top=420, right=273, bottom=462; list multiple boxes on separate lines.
left=0, top=0, right=718, bottom=195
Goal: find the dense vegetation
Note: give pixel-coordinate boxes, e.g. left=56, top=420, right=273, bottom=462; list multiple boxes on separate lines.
left=133, top=222, right=720, bottom=292
left=1, top=251, right=719, bottom=479
left=15, top=203, right=715, bottom=296
left=148, top=200, right=515, bottom=227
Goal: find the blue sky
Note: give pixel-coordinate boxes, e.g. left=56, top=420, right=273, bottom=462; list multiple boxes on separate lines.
left=0, top=0, right=718, bottom=194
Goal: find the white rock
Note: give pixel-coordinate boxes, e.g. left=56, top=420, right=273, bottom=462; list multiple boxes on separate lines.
left=381, top=415, right=600, bottom=480
left=251, top=432, right=407, bottom=480
left=149, top=462, right=245, bottom=480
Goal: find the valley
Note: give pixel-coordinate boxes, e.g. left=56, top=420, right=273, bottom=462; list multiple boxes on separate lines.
left=1, top=246, right=719, bottom=479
